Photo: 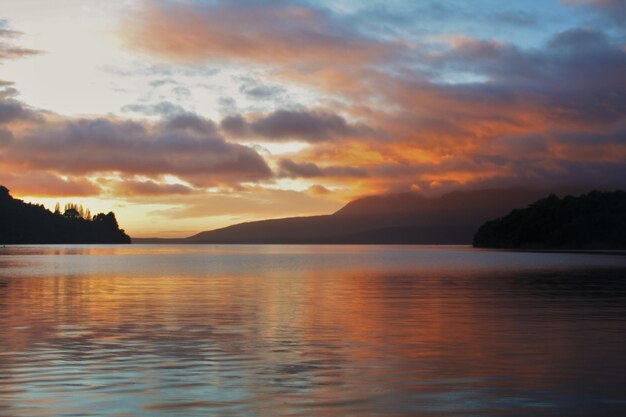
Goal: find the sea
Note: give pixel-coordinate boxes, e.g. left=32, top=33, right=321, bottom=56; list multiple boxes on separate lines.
left=0, top=244, right=625, bottom=416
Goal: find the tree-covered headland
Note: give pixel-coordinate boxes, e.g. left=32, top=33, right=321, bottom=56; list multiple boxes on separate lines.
left=473, top=191, right=626, bottom=250
left=0, top=186, right=130, bottom=244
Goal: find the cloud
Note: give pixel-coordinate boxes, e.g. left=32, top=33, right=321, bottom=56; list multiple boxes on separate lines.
left=0, top=44, right=40, bottom=61
left=378, top=28, right=626, bottom=151
left=0, top=85, right=41, bottom=125
left=0, top=20, right=40, bottom=64
left=0, top=103, right=273, bottom=189
left=278, top=158, right=369, bottom=178
left=0, top=97, right=38, bottom=124
left=123, top=1, right=393, bottom=67
left=0, top=126, right=13, bottom=146
left=238, top=77, right=286, bottom=99
left=278, top=159, right=322, bottom=177
left=152, top=186, right=340, bottom=220
left=149, top=78, right=178, bottom=88
left=4, top=6, right=626, bottom=233
left=240, top=85, right=284, bottom=99
left=308, top=184, right=331, bottom=195
left=561, top=0, right=625, bottom=24
left=266, top=25, right=624, bottom=193
left=121, top=101, right=186, bottom=116
left=160, top=113, right=220, bottom=136
left=0, top=171, right=99, bottom=197
left=106, top=179, right=194, bottom=196
left=221, top=109, right=367, bottom=142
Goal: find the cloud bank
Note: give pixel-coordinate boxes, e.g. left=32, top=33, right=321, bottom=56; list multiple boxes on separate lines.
left=1, top=1, right=625, bottom=234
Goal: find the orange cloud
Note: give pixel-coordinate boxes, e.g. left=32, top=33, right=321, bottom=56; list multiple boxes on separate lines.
left=123, top=2, right=392, bottom=67
left=0, top=171, right=98, bottom=197
left=103, top=179, right=194, bottom=197
left=2, top=7, right=626, bottom=234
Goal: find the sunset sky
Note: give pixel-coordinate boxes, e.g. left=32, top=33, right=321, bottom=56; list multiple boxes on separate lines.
left=0, top=0, right=624, bottom=237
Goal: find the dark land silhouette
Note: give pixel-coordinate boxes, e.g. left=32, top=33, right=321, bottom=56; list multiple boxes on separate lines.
left=135, top=188, right=588, bottom=244
left=0, top=186, right=130, bottom=244
left=473, top=191, right=626, bottom=249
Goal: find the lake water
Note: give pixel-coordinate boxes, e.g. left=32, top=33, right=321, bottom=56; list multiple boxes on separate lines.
left=0, top=245, right=625, bottom=416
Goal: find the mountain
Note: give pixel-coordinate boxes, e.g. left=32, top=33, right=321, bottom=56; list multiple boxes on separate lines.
left=0, top=186, right=130, bottom=244
left=473, top=191, right=626, bottom=250
left=135, top=188, right=581, bottom=244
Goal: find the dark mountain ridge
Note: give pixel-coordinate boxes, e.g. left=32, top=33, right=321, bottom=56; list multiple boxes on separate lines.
left=0, top=186, right=130, bottom=244
left=135, top=187, right=585, bottom=244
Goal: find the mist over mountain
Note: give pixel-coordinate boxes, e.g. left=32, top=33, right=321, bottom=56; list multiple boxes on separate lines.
left=135, top=188, right=587, bottom=244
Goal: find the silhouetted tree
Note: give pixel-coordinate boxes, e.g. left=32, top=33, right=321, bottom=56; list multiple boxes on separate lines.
left=473, top=191, right=626, bottom=249
left=64, top=207, right=81, bottom=219
left=0, top=186, right=131, bottom=244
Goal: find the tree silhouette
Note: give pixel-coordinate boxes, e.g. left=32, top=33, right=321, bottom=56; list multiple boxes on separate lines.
left=0, top=186, right=130, bottom=244
left=473, top=191, right=626, bottom=249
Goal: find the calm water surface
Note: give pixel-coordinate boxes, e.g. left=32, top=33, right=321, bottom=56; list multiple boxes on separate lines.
left=0, top=245, right=625, bottom=416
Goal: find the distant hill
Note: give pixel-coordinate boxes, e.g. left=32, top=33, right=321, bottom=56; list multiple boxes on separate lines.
left=0, top=186, right=130, bottom=244
left=473, top=191, right=626, bottom=249
left=135, top=188, right=582, bottom=244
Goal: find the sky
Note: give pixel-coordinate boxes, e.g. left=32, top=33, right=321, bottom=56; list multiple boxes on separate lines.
left=0, top=0, right=624, bottom=237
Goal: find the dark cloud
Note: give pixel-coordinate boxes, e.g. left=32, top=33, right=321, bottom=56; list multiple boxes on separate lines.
left=432, top=28, right=625, bottom=99
left=221, top=109, right=366, bottom=142
left=554, top=120, right=626, bottom=147
left=386, top=27, right=626, bottom=146
left=0, top=85, right=41, bottom=124
left=278, top=158, right=368, bottom=178
left=240, top=84, right=285, bottom=99
left=109, top=179, right=194, bottom=196
left=0, top=126, right=14, bottom=146
left=278, top=159, right=323, bottom=177
left=472, top=159, right=626, bottom=192
left=0, top=99, right=35, bottom=124
left=238, top=77, right=286, bottom=99
left=548, top=27, right=608, bottom=49
left=561, top=0, right=626, bottom=25
left=0, top=103, right=272, bottom=187
left=161, top=113, right=219, bottom=135
left=252, top=110, right=352, bottom=141
left=220, top=114, right=247, bottom=136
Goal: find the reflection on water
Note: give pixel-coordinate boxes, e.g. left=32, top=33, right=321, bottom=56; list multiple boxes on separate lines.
left=0, top=245, right=625, bottom=416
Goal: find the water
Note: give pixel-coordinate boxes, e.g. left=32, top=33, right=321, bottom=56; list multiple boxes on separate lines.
left=0, top=245, right=625, bottom=416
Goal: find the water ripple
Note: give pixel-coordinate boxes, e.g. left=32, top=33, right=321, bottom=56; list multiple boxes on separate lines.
left=0, top=245, right=625, bottom=416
